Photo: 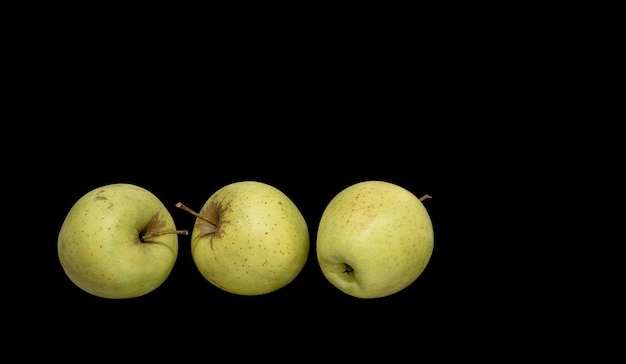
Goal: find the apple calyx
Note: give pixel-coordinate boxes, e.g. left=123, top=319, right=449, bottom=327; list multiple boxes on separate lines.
left=343, top=263, right=354, bottom=274
left=141, top=229, right=188, bottom=240
left=419, top=194, right=432, bottom=202
left=175, top=202, right=218, bottom=234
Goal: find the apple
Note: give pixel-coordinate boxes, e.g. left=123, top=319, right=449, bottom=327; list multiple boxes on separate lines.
left=176, top=180, right=310, bottom=296
left=316, top=180, right=434, bottom=299
left=57, top=183, right=187, bottom=299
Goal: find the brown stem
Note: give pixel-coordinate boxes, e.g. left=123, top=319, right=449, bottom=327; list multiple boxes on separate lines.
left=419, top=194, right=432, bottom=202
left=142, top=229, right=188, bottom=239
left=175, top=202, right=213, bottom=223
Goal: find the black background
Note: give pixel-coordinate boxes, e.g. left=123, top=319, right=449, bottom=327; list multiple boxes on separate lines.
left=8, top=15, right=538, bottom=357
left=8, top=8, right=619, bottom=360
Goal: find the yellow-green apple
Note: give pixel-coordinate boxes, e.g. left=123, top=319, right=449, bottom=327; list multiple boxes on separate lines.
left=316, top=180, right=434, bottom=299
left=176, top=180, right=309, bottom=296
left=57, top=183, right=187, bottom=299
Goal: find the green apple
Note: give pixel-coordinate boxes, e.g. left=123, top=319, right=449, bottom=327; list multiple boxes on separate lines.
left=176, top=181, right=310, bottom=296
left=58, top=183, right=187, bottom=299
left=316, top=180, right=434, bottom=299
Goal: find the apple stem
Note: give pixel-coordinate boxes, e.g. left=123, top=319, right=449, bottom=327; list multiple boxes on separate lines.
left=175, top=202, right=213, bottom=224
left=142, top=229, right=189, bottom=239
left=419, top=194, right=432, bottom=202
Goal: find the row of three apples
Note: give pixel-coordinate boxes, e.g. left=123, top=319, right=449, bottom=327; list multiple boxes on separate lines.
left=57, top=180, right=434, bottom=299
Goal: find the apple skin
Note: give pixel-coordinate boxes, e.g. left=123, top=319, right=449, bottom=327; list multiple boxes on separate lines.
left=190, top=181, right=310, bottom=296
left=316, top=180, right=434, bottom=299
left=57, top=183, right=180, bottom=299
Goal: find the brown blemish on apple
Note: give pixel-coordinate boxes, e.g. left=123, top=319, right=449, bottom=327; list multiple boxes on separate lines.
left=94, top=189, right=108, bottom=200
left=138, top=213, right=169, bottom=243
left=94, top=190, right=114, bottom=209
left=198, top=200, right=220, bottom=237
